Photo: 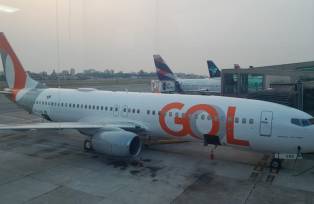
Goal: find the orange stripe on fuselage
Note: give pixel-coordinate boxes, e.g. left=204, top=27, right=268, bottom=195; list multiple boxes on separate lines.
left=226, top=106, right=250, bottom=146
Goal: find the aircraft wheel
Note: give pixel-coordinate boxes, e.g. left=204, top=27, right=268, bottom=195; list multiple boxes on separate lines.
left=84, top=140, right=93, bottom=152
left=270, top=158, right=281, bottom=170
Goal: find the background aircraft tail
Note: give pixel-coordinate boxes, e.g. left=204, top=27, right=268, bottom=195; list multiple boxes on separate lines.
left=153, top=55, right=177, bottom=81
left=0, top=32, right=42, bottom=100
left=207, top=60, right=221, bottom=78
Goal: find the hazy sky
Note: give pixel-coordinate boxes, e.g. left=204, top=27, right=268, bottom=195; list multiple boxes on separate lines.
left=0, top=0, right=313, bottom=75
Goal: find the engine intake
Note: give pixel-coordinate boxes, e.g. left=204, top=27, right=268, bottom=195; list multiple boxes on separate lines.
left=91, top=130, right=142, bottom=157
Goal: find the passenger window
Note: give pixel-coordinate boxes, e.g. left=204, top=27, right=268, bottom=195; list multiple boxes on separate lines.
left=123, top=108, right=126, bottom=112
left=249, top=119, right=254, bottom=124
left=69, top=104, right=72, bottom=108
left=137, top=109, right=140, bottom=114
left=89, top=105, right=91, bottom=109
left=110, top=107, right=113, bottom=111
left=77, top=104, right=79, bottom=108
left=101, top=106, right=103, bottom=110
left=201, top=114, right=205, bottom=120
left=235, top=117, right=239, bottom=123
left=128, top=108, right=131, bottom=113
left=115, top=107, right=118, bottom=111
left=105, top=106, right=108, bottom=111
left=93, top=105, right=95, bottom=110
left=132, top=109, right=135, bottom=113
left=96, top=106, right=99, bottom=110
left=147, top=110, right=150, bottom=115
left=152, top=110, right=156, bottom=115
left=65, top=103, right=67, bottom=107
left=242, top=118, right=246, bottom=124
left=207, top=115, right=211, bottom=120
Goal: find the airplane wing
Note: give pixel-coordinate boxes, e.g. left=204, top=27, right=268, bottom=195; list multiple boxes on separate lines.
left=0, top=121, right=147, bottom=133
left=0, top=91, right=12, bottom=95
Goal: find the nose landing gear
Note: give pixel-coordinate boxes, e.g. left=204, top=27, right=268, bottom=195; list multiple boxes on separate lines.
left=270, top=158, right=282, bottom=172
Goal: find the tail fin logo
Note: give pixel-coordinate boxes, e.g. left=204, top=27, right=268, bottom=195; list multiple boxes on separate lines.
left=0, top=32, right=38, bottom=101
left=207, top=60, right=221, bottom=78
left=153, top=55, right=177, bottom=81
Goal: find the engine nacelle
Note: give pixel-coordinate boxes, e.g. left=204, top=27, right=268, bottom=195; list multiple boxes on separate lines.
left=91, top=130, right=142, bottom=157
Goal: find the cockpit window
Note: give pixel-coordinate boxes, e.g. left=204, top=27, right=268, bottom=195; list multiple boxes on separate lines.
left=291, top=118, right=301, bottom=126
left=291, top=118, right=314, bottom=127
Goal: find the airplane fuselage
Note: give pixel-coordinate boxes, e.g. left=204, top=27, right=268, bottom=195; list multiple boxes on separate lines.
left=20, top=87, right=314, bottom=154
left=177, top=78, right=221, bottom=93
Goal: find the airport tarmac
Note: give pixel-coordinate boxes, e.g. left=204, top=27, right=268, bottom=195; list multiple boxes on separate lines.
left=0, top=81, right=314, bottom=204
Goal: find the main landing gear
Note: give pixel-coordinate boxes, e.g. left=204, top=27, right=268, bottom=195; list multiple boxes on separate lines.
left=84, top=139, right=93, bottom=152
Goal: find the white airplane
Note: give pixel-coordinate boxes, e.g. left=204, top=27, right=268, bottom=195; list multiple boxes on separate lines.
left=153, top=55, right=221, bottom=94
left=0, top=33, right=313, bottom=170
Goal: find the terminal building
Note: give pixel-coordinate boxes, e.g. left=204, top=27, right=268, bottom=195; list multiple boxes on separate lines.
left=221, top=61, right=314, bottom=115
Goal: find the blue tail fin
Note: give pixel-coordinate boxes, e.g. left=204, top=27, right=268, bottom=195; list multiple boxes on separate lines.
left=153, top=55, right=177, bottom=81
left=207, top=60, right=221, bottom=78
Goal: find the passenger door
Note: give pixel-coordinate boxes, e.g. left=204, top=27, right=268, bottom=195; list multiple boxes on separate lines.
left=260, top=111, right=273, bottom=136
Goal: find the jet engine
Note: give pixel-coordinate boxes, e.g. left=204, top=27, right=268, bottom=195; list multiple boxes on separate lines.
left=89, top=130, right=142, bottom=157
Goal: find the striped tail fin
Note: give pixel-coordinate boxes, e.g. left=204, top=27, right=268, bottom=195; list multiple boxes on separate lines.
left=153, top=55, right=177, bottom=81
left=0, top=32, right=40, bottom=101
